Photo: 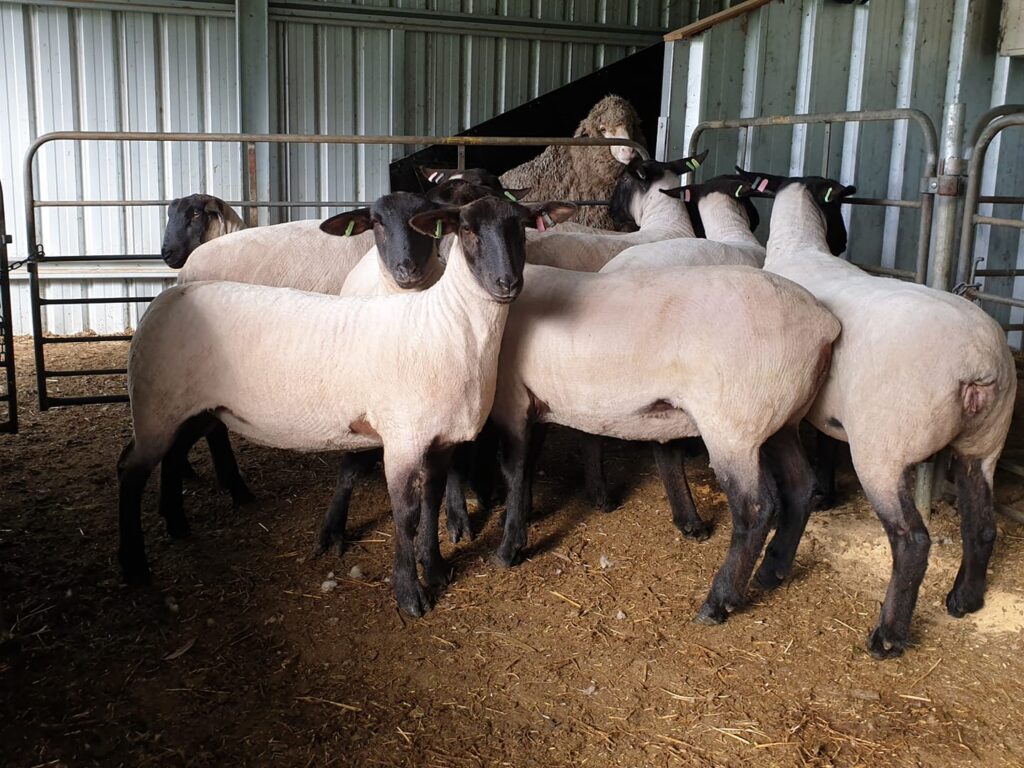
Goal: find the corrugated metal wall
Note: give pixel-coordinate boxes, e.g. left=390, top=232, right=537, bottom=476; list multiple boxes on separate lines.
left=1, top=0, right=688, bottom=334
left=659, top=0, right=1024, bottom=347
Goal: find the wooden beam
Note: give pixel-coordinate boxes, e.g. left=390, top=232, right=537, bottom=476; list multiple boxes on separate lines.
left=663, top=0, right=776, bottom=42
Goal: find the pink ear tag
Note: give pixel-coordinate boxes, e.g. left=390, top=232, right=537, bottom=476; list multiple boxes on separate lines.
left=535, top=214, right=547, bottom=232
left=756, top=178, right=770, bottom=193
left=683, top=189, right=691, bottom=202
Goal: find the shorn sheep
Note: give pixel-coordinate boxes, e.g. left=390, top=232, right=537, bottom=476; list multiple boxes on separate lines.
left=739, top=169, right=1017, bottom=657
left=119, top=196, right=575, bottom=616
left=500, top=94, right=646, bottom=230
left=160, top=194, right=247, bottom=267
left=488, top=260, right=840, bottom=624
left=524, top=153, right=707, bottom=271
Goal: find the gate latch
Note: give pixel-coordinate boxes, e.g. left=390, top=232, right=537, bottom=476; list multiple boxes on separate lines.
left=921, top=175, right=962, bottom=196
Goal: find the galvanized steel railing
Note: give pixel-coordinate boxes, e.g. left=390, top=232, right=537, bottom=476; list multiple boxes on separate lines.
left=687, top=108, right=939, bottom=285
left=23, top=130, right=649, bottom=409
left=957, top=111, right=1024, bottom=321
left=0, top=181, right=17, bottom=433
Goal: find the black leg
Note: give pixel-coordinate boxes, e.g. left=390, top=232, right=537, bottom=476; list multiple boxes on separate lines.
left=652, top=440, right=708, bottom=540
left=946, top=455, right=996, bottom=618
left=580, top=435, right=614, bottom=512
left=205, top=422, right=255, bottom=505
left=467, top=421, right=501, bottom=510
left=494, top=422, right=533, bottom=567
left=386, top=461, right=431, bottom=618
left=696, top=460, right=778, bottom=624
left=417, top=446, right=454, bottom=592
left=315, top=449, right=380, bottom=557
left=159, top=452, right=190, bottom=539
left=118, top=441, right=154, bottom=585
left=444, top=443, right=473, bottom=544
left=756, top=427, right=817, bottom=589
left=865, top=467, right=931, bottom=659
left=814, top=430, right=842, bottom=510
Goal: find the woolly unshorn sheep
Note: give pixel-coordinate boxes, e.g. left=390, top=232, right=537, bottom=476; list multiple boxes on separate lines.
left=500, top=94, right=646, bottom=231
left=739, top=168, right=1017, bottom=658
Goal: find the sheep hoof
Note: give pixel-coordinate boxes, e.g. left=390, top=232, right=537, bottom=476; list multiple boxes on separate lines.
left=313, top=530, right=347, bottom=559
left=423, top=562, right=451, bottom=593
left=678, top=520, right=711, bottom=541
left=228, top=484, right=256, bottom=507
left=866, top=626, right=906, bottom=659
left=490, top=546, right=522, bottom=569
left=446, top=516, right=473, bottom=545
left=946, top=586, right=984, bottom=618
left=394, top=579, right=433, bottom=618
left=693, top=601, right=727, bottom=625
left=755, top=563, right=786, bottom=590
left=119, top=553, right=152, bottom=587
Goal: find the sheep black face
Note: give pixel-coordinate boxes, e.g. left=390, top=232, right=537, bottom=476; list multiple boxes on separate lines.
left=409, top=198, right=576, bottom=303
left=734, top=168, right=856, bottom=255
left=427, top=179, right=529, bottom=207
left=419, top=166, right=506, bottom=193
left=660, top=175, right=760, bottom=238
left=321, top=192, right=440, bottom=290
left=161, top=194, right=234, bottom=268
left=608, top=151, right=710, bottom=228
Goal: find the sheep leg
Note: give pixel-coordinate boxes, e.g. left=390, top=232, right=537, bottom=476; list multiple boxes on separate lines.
left=205, top=422, right=255, bottom=505
left=157, top=415, right=217, bottom=538
left=118, top=440, right=156, bottom=586
left=946, top=455, right=996, bottom=618
left=468, top=421, right=501, bottom=510
left=864, top=466, right=930, bottom=659
left=416, top=445, right=455, bottom=593
left=315, top=449, right=381, bottom=557
left=494, top=422, right=534, bottom=568
left=385, top=457, right=432, bottom=618
left=814, top=430, right=842, bottom=510
left=755, top=426, right=817, bottom=589
left=652, top=440, right=708, bottom=540
left=580, top=435, right=614, bottom=512
left=695, top=454, right=778, bottom=625
left=443, top=442, right=473, bottom=544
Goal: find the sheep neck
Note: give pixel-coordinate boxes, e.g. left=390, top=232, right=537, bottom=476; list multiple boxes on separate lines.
left=699, top=195, right=760, bottom=246
left=635, top=183, right=693, bottom=237
left=430, top=238, right=510, bottom=343
left=764, top=186, right=831, bottom=265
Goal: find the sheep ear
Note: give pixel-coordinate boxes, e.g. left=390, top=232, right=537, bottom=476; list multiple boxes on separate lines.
left=626, top=156, right=647, bottom=180
left=525, top=202, right=577, bottom=231
left=321, top=208, right=373, bottom=237
left=816, top=181, right=856, bottom=205
left=418, top=166, right=457, bottom=185
left=409, top=207, right=460, bottom=239
left=665, top=149, right=709, bottom=175
left=660, top=185, right=698, bottom=202
left=735, top=167, right=783, bottom=195
left=502, top=188, right=530, bottom=202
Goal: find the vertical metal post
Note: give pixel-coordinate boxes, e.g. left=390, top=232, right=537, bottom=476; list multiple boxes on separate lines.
left=0, top=182, right=17, bottom=432
left=457, top=144, right=466, bottom=170
left=820, top=122, right=831, bottom=176
left=931, top=102, right=965, bottom=290
left=237, top=0, right=270, bottom=224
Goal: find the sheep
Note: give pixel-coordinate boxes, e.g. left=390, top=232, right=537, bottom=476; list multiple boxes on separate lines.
left=600, top=176, right=765, bottom=274
left=500, top=94, right=646, bottom=230
left=738, top=168, right=1017, bottom=658
left=487, top=259, right=840, bottom=627
left=118, top=196, right=576, bottom=617
left=161, top=194, right=247, bottom=268
left=523, top=153, right=707, bottom=272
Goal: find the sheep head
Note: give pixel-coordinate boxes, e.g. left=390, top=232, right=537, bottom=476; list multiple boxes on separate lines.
left=575, top=94, right=647, bottom=165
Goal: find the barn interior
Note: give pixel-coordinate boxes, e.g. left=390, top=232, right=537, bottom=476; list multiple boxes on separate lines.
left=1, top=1, right=1024, bottom=765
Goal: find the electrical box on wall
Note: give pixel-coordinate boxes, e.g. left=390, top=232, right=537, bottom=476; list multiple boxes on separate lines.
left=1001, top=0, right=1024, bottom=56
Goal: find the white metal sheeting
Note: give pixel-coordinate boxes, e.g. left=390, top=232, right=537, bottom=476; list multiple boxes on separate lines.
left=0, top=0, right=685, bottom=334
left=659, top=0, right=1024, bottom=346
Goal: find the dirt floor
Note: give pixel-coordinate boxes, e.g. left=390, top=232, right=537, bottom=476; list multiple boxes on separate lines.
left=2, top=338, right=1024, bottom=768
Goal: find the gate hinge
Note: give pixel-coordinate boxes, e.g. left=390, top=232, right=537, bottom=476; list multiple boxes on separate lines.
left=2, top=234, right=10, bottom=245
left=29, top=243, right=45, bottom=261
left=921, top=175, right=963, bottom=196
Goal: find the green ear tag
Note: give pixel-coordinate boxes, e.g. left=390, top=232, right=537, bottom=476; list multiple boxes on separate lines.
left=504, top=190, right=517, bottom=201
left=735, top=185, right=743, bottom=198
left=344, top=220, right=355, bottom=237
left=434, top=220, right=443, bottom=239
left=687, top=158, right=701, bottom=171
left=824, top=187, right=834, bottom=203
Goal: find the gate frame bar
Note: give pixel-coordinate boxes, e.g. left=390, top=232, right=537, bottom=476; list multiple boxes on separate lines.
left=24, top=130, right=648, bottom=410
left=0, top=181, right=17, bottom=433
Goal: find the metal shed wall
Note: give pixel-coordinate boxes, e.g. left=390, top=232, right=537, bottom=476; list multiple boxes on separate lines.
left=1, top=0, right=687, bottom=334
left=658, top=0, right=1024, bottom=347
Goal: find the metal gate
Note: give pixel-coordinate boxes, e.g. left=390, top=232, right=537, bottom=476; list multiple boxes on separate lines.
left=24, top=131, right=647, bottom=410
left=686, top=108, right=940, bottom=284
left=0, top=181, right=17, bottom=433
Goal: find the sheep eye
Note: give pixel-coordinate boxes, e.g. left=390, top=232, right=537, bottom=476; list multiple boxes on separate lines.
left=189, top=210, right=202, bottom=220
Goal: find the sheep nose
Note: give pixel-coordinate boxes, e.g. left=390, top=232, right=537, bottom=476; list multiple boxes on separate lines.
left=395, top=260, right=416, bottom=280
left=495, top=275, right=522, bottom=296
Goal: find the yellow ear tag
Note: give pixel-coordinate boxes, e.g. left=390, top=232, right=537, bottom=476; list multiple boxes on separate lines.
left=344, top=220, right=355, bottom=236
left=824, top=187, right=834, bottom=203
left=735, top=185, right=743, bottom=197
left=687, top=157, right=701, bottom=171
left=434, top=220, right=443, bottom=239
left=504, top=190, right=517, bottom=201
